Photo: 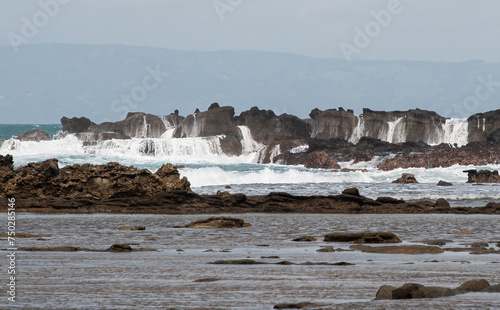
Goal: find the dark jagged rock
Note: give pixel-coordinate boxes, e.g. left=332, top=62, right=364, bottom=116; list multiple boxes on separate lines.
left=437, top=180, right=453, bottom=186
left=324, top=232, right=401, bottom=243
left=2, top=156, right=500, bottom=215
left=184, top=217, right=251, bottom=228
left=0, top=157, right=191, bottom=199
left=234, top=106, right=311, bottom=145
left=18, top=129, right=52, bottom=141
left=378, top=143, right=500, bottom=170
left=464, top=169, right=500, bottom=183
left=392, top=173, right=419, bottom=184
left=61, top=116, right=95, bottom=133
left=304, top=151, right=340, bottom=169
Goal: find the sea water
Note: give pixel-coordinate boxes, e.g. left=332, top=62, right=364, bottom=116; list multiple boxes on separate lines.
left=1, top=124, right=499, bottom=207
left=1, top=124, right=500, bottom=309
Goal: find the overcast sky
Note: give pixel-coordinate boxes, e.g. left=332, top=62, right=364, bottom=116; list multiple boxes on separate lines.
left=1, top=0, right=499, bottom=62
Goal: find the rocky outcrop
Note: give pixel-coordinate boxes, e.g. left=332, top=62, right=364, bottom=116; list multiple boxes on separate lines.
left=464, top=169, right=500, bottom=183
left=234, top=106, right=311, bottom=145
left=18, top=129, right=52, bottom=141
left=309, top=107, right=357, bottom=140
left=2, top=157, right=500, bottom=215
left=303, top=151, right=340, bottom=169
left=173, top=105, right=243, bottom=155
left=87, top=112, right=168, bottom=139
left=309, top=108, right=446, bottom=144
left=378, top=142, right=500, bottom=170
left=324, top=232, right=401, bottom=243
left=392, top=173, right=419, bottom=184
left=468, top=109, right=500, bottom=142
left=183, top=216, right=251, bottom=228
left=61, top=116, right=95, bottom=133
left=0, top=156, right=191, bottom=199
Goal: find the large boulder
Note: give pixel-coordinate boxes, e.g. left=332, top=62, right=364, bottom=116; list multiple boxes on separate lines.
left=304, top=151, right=340, bottom=169
left=391, top=283, right=456, bottom=299
left=456, top=279, right=490, bottom=292
left=61, top=116, right=95, bottom=133
left=18, top=129, right=52, bottom=142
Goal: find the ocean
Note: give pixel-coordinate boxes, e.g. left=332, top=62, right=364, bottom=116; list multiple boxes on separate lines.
left=1, top=124, right=500, bottom=309
left=1, top=124, right=499, bottom=207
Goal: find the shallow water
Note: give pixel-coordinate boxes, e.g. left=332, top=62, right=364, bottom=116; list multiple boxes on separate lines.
left=2, top=213, right=499, bottom=309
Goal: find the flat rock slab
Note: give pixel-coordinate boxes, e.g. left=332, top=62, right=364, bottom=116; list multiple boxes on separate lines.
left=210, top=259, right=353, bottom=266
left=351, top=244, right=444, bottom=254
left=184, top=216, right=251, bottom=228
left=324, top=232, right=401, bottom=243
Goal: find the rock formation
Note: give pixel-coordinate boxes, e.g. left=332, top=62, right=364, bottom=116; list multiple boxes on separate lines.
left=18, top=129, right=52, bottom=142
left=61, top=116, right=95, bottom=133
left=392, top=173, right=419, bottom=184
left=464, top=169, right=500, bottom=183
left=54, top=105, right=500, bottom=168
left=0, top=155, right=191, bottom=199
left=1, top=158, right=499, bottom=215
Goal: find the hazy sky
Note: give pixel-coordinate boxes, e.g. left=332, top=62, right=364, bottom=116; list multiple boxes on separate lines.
left=1, top=0, right=499, bottom=62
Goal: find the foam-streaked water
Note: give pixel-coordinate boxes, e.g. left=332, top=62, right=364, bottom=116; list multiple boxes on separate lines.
left=2, top=124, right=500, bottom=206
left=2, top=213, right=499, bottom=309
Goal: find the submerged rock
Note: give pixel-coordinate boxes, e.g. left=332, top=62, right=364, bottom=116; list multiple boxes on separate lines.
left=351, top=244, right=444, bottom=254
left=324, top=232, right=401, bottom=243
left=437, top=180, right=453, bottom=186
left=184, top=217, right=251, bottom=228
left=292, top=236, right=317, bottom=242
left=116, top=226, right=146, bottom=231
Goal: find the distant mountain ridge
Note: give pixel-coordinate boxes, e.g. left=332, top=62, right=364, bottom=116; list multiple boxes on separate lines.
left=1, top=43, right=500, bottom=123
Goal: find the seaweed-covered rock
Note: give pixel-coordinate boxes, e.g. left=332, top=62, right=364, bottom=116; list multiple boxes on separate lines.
left=184, top=217, right=251, bottom=228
